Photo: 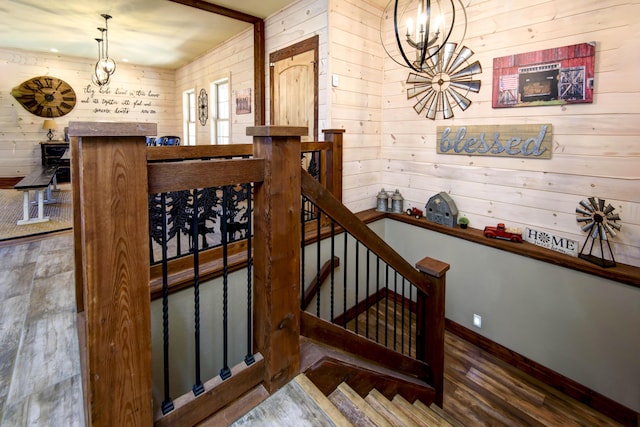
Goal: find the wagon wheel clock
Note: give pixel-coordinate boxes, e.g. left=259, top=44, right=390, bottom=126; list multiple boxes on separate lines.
left=576, top=197, right=621, bottom=268
left=198, top=88, right=208, bottom=126
left=406, top=43, right=482, bottom=120
left=11, top=76, right=76, bottom=118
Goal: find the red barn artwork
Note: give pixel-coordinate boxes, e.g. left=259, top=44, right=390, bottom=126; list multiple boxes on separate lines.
left=492, top=42, right=595, bottom=108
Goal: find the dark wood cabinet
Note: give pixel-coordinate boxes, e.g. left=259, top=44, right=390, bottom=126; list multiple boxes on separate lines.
left=40, top=141, right=70, bottom=183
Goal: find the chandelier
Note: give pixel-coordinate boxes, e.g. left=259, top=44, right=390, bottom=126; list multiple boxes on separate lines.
left=92, top=14, right=116, bottom=86
left=381, top=0, right=465, bottom=73
left=381, top=0, right=482, bottom=120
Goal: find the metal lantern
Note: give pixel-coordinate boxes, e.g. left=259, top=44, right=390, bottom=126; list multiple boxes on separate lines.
left=376, top=188, right=389, bottom=212
left=391, top=189, right=404, bottom=213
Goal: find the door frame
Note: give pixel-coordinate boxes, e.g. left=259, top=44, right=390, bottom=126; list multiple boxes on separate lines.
left=269, top=35, right=319, bottom=141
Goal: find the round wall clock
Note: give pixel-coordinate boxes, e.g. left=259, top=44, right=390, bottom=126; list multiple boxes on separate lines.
left=406, top=43, right=482, bottom=120
left=11, top=76, right=76, bottom=118
left=198, top=88, right=208, bottom=126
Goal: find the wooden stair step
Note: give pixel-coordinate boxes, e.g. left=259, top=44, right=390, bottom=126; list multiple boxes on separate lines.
left=294, top=375, right=353, bottom=427
left=412, top=399, right=457, bottom=427
left=329, top=382, right=393, bottom=427
left=426, top=402, right=464, bottom=427
left=391, top=395, right=435, bottom=426
left=364, top=389, right=420, bottom=427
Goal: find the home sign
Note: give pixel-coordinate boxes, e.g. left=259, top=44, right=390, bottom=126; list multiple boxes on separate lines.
left=436, top=124, right=552, bottom=159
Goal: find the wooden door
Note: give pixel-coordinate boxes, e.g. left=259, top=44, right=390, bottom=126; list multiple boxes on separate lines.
left=270, top=36, right=318, bottom=142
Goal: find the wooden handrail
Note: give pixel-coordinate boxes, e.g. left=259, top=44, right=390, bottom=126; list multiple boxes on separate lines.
left=301, top=169, right=430, bottom=295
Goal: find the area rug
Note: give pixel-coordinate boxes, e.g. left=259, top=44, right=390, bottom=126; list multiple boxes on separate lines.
left=0, top=184, right=72, bottom=241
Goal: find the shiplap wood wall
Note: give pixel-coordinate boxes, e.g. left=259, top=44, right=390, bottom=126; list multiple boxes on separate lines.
left=0, top=48, right=177, bottom=176
left=175, top=28, right=255, bottom=145
left=373, top=0, right=640, bottom=267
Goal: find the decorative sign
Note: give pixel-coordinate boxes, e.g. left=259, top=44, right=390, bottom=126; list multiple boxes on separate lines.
left=492, top=42, right=595, bottom=108
left=524, top=228, right=578, bottom=257
left=80, top=84, right=160, bottom=116
left=436, top=124, right=552, bottom=159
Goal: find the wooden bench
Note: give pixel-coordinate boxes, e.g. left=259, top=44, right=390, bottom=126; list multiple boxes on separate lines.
left=14, top=165, right=59, bottom=225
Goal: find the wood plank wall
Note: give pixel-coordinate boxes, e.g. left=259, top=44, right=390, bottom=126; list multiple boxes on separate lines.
left=175, top=28, right=256, bottom=145
left=0, top=48, right=178, bottom=177
left=372, top=0, right=640, bottom=267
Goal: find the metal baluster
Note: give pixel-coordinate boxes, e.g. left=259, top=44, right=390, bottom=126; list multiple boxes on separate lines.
left=401, top=277, right=406, bottom=355
left=409, top=285, right=413, bottom=358
left=384, top=264, right=389, bottom=347
left=393, top=270, right=398, bottom=351
left=365, top=249, right=370, bottom=339
left=300, top=196, right=306, bottom=306
left=342, top=233, right=348, bottom=327
left=330, top=220, right=336, bottom=321
left=220, top=186, right=231, bottom=380
left=192, top=189, right=204, bottom=396
left=316, top=204, right=321, bottom=317
left=354, top=241, right=359, bottom=335
left=160, top=193, right=174, bottom=414
left=245, top=183, right=255, bottom=365
left=375, top=257, right=380, bottom=343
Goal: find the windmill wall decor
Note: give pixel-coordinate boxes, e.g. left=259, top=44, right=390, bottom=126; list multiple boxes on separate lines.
left=576, top=197, right=621, bottom=268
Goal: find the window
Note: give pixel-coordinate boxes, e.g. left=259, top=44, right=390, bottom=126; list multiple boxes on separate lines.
left=211, top=79, right=229, bottom=144
left=183, top=89, right=196, bottom=145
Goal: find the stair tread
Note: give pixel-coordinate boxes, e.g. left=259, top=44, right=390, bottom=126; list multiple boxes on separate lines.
left=365, top=389, right=420, bottom=427
left=329, top=383, right=393, bottom=427
left=411, top=399, right=456, bottom=427
left=295, top=375, right=353, bottom=427
left=425, top=401, right=463, bottom=427
left=391, top=395, right=434, bottom=427
left=230, top=378, right=339, bottom=426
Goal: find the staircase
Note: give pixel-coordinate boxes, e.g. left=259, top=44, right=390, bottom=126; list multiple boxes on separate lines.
left=228, top=374, right=462, bottom=427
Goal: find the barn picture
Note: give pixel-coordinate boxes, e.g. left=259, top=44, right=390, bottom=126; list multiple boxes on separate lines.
left=492, top=42, right=596, bottom=108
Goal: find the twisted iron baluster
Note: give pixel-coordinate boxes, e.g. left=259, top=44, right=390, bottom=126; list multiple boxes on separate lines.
left=160, top=193, right=174, bottom=414
left=245, top=184, right=255, bottom=365
left=393, top=270, right=398, bottom=351
left=354, top=241, right=359, bottom=335
left=342, top=233, right=348, bottom=328
left=316, top=204, right=321, bottom=317
left=365, top=249, right=370, bottom=339
left=192, top=189, right=204, bottom=396
left=300, top=196, right=306, bottom=306
left=375, top=257, right=380, bottom=343
left=401, top=277, right=406, bottom=355
left=220, top=186, right=231, bottom=380
left=330, top=220, right=335, bottom=321
left=384, top=265, right=389, bottom=347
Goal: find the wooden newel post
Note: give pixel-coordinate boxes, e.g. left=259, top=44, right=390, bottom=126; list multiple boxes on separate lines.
left=321, top=129, right=344, bottom=202
left=415, top=256, right=450, bottom=408
left=248, top=126, right=306, bottom=393
left=69, top=122, right=156, bottom=426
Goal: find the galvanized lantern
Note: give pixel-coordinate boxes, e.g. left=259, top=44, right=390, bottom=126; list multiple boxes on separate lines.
left=391, top=189, right=404, bottom=213
left=376, top=188, right=389, bottom=212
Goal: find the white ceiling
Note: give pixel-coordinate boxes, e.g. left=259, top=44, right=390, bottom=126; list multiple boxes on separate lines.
left=0, top=0, right=299, bottom=69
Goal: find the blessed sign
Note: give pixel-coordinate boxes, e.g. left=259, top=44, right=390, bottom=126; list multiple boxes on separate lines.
left=436, top=124, right=552, bottom=159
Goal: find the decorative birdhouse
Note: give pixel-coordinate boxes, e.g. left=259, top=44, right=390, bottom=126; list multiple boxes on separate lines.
left=425, top=192, right=458, bottom=227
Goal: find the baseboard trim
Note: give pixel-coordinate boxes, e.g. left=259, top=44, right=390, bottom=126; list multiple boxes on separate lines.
left=445, top=318, right=639, bottom=427
left=0, top=177, right=22, bottom=188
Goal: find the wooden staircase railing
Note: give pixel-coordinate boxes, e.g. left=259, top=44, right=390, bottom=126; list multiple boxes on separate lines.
left=299, top=170, right=449, bottom=406
left=70, top=122, right=445, bottom=426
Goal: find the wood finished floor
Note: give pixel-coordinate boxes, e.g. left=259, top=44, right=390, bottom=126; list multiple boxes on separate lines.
left=0, top=232, right=84, bottom=427
left=0, top=233, right=626, bottom=426
left=347, top=301, right=625, bottom=426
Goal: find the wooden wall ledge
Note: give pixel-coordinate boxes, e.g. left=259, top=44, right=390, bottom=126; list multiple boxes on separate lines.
left=356, top=209, right=640, bottom=289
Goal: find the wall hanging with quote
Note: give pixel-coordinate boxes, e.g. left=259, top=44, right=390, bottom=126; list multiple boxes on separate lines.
left=492, top=42, right=595, bottom=108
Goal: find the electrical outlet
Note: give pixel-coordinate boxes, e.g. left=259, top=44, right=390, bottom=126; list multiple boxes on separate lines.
left=473, top=313, right=482, bottom=328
